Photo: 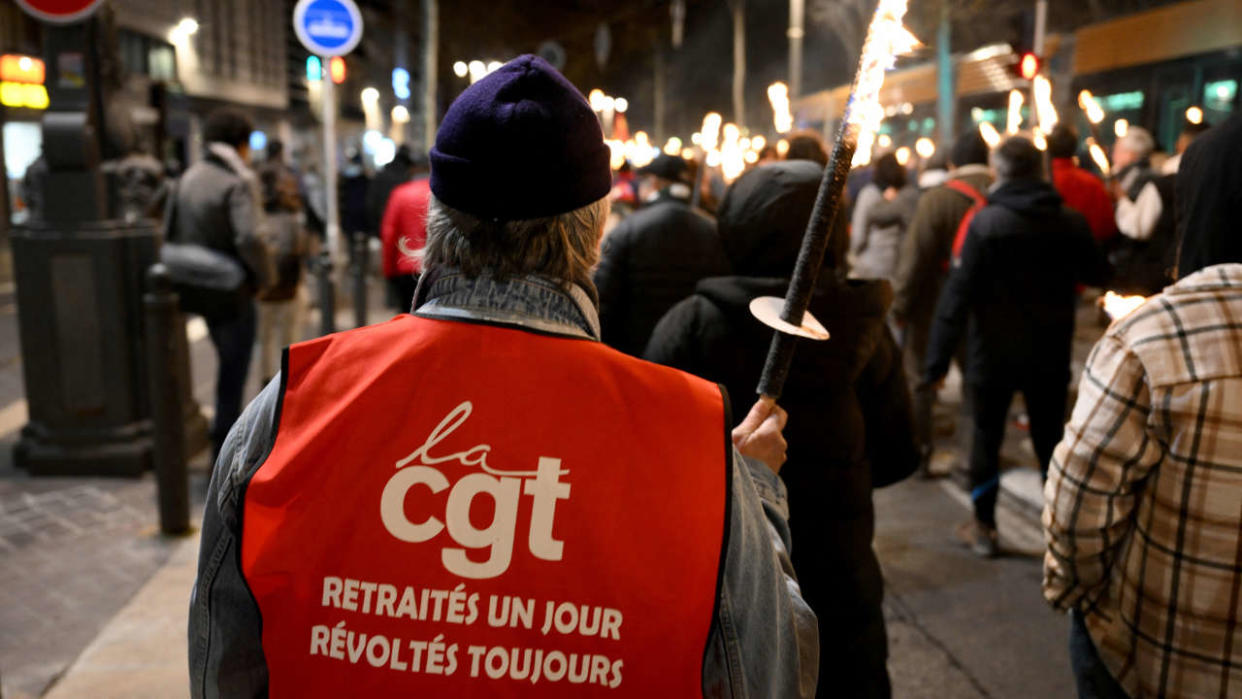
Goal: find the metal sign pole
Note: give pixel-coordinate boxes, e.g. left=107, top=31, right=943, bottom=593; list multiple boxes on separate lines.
left=322, top=60, right=340, bottom=263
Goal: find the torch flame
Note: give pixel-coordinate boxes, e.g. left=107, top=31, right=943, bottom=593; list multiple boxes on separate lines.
left=701, top=112, right=723, bottom=152
left=768, top=82, right=794, bottom=134
left=1033, top=75, right=1058, bottom=134
left=846, top=0, right=922, bottom=167
left=978, top=121, right=1001, bottom=148
left=1086, top=138, right=1111, bottom=177
left=1007, top=90, right=1024, bottom=134
left=1078, top=90, right=1105, bottom=125
left=1100, top=291, right=1147, bottom=320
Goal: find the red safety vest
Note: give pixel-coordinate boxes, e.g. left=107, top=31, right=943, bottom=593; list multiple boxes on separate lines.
left=241, top=314, right=729, bottom=697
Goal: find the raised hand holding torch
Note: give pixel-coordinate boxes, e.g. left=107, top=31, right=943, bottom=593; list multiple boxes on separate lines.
left=752, top=0, right=920, bottom=403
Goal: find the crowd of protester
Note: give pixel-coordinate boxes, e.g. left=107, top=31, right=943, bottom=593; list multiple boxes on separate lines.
left=179, top=55, right=1240, bottom=698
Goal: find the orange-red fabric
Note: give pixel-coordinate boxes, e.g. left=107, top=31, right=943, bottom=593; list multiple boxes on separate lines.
left=1051, top=158, right=1117, bottom=245
left=241, top=314, right=728, bottom=697
left=946, top=178, right=988, bottom=270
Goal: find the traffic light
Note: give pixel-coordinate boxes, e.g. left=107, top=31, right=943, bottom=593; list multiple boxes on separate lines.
left=1018, top=52, right=1039, bottom=80
left=329, top=56, right=346, bottom=84
left=306, top=55, right=322, bottom=82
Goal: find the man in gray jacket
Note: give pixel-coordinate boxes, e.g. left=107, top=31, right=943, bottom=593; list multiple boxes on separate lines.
left=170, top=109, right=270, bottom=458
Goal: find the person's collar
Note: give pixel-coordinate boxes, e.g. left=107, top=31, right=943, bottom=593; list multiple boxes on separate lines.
left=1168, top=263, right=1242, bottom=295
left=413, top=268, right=600, bottom=340
left=950, top=163, right=990, bottom=179
left=1051, top=157, right=1075, bottom=169
left=206, top=142, right=254, bottom=179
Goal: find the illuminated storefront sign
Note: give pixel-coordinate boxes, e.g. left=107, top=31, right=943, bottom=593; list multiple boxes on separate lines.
left=0, top=54, right=49, bottom=109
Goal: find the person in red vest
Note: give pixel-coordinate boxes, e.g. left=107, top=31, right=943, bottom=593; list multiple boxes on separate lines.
left=379, top=155, right=431, bottom=312
left=188, top=54, right=819, bottom=698
left=1047, top=124, right=1116, bottom=246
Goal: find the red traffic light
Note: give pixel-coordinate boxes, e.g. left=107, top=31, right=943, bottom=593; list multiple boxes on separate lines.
left=1019, top=52, right=1039, bottom=80
left=329, top=56, right=346, bottom=84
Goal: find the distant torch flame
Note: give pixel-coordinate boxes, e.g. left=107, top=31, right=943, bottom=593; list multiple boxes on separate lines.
left=1078, top=90, right=1105, bottom=125
left=847, top=0, right=922, bottom=167
left=1101, top=291, right=1146, bottom=320
left=1086, top=138, right=1111, bottom=177
left=1007, top=90, right=1024, bottom=134
left=1033, top=75, right=1058, bottom=134
left=701, top=112, right=723, bottom=152
left=978, top=121, right=1001, bottom=148
left=768, top=81, right=794, bottom=133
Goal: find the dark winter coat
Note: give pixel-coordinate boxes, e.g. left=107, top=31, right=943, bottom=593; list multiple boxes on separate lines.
left=645, top=161, right=917, bottom=698
left=924, top=179, right=1111, bottom=386
left=1175, top=113, right=1242, bottom=277
left=594, top=190, right=729, bottom=356
left=365, top=159, right=413, bottom=234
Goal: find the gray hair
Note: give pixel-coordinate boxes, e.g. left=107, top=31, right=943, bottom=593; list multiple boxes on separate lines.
left=423, top=195, right=610, bottom=285
left=1118, top=127, right=1155, bottom=160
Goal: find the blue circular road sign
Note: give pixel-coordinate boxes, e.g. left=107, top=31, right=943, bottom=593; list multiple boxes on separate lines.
left=293, top=0, right=363, bottom=57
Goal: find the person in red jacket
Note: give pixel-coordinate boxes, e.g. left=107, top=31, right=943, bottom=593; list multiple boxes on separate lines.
left=380, top=162, right=431, bottom=312
left=1048, top=124, right=1117, bottom=246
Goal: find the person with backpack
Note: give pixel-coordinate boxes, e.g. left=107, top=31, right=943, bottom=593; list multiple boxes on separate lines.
left=923, top=137, right=1111, bottom=557
left=256, top=140, right=309, bottom=384
left=163, top=109, right=272, bottom=460
left=891, top=130, right=992, bottom=476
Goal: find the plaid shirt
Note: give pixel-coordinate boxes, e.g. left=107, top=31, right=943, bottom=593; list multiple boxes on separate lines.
left=1044, top=263, right=1242, bottom=698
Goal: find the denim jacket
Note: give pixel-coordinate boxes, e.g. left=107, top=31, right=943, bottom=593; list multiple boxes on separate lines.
left=188, top=269, right=819, bottom=698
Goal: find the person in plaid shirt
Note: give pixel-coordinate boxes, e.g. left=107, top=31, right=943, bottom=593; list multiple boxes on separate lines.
left=1044, top=113, right=1242, bottom=698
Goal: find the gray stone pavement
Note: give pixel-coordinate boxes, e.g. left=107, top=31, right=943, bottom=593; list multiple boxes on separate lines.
left=0, top=268, right=395, bottom=698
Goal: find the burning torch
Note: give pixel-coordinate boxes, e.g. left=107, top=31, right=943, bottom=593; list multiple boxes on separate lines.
left=1078, top=90, right=1112, bottom=178
left=690, top=112, right=723, bottom=210
left=751, top=0, right=920, bottom=402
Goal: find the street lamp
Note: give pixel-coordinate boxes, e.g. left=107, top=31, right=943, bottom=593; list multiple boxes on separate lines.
left=614, top=97, right=628, bottom=113
left=453, top=61, right=468, bottom=78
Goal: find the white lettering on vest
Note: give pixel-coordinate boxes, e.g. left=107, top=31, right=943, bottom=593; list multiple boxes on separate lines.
left=382, top=401, right=571, bottom=579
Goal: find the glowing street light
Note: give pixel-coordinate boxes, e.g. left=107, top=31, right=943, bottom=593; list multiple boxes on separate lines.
left=895, top=146, right=911, bottom=166
left=170, top=17, right=199, bottom=43
left=614, top=97, right=628, bottom=113
left=915, top=137, right=935, bottom=158
left=468, top=60, right=486, bottom=83
left=361, top=86, right=379, bottom=103
left=1186, top=105, right=1204, bottom=124
left=589, top=89, right=606, bottom=112
left=1114, top=118, right=1129, bottom=138
left=453, top=61, right=468, bottom=78
left=391, top=105, right=410, bottom=123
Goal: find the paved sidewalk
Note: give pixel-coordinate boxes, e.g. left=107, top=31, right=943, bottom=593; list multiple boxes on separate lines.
left=43, top=533, right=198, bottom=699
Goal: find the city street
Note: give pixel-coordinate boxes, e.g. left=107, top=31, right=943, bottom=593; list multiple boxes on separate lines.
left=0, top=278, right=1091, bottom=697
left=2, top=0, right=1238, bottom=695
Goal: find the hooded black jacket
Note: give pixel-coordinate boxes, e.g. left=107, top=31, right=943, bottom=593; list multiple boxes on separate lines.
left=925, top=179, right=1111, bottom=385
left=594, top=190, right=729, bottom=356
left=645, top=161, right=916, bottom=698
left=1176, top=114, right=1242, bottom=277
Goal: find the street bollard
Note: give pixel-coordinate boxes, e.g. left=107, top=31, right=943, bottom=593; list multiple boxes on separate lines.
left=353, top=235, right=368, bottom=328
left=315, top=252, right=336, bottom=336
left=144, top=264, right=190, bottom=535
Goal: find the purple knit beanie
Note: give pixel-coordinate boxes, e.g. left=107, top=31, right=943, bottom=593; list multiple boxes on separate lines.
left=430, top=55, right=612, bottom=221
